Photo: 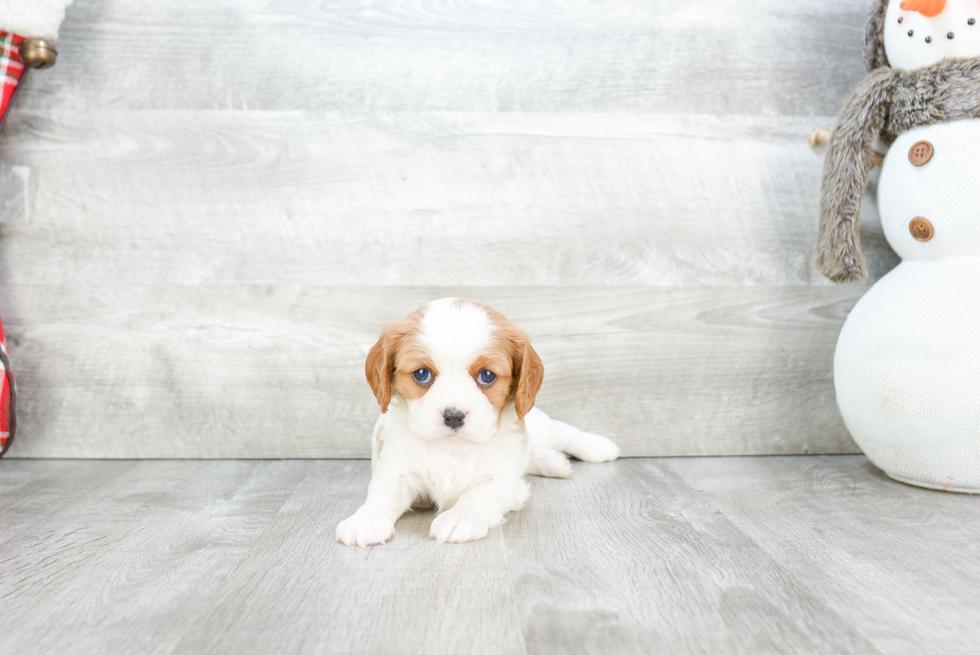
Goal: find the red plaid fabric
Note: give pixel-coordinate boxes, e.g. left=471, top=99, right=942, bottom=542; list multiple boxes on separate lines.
left=0, top=31, right=22, bottom=455
left=1, top=32, right=26, bottom=132
left=0, top=312, right=14, bottom=456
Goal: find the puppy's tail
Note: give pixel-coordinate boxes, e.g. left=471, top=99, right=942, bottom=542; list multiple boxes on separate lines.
left=524, top=407, right=621, bottom=463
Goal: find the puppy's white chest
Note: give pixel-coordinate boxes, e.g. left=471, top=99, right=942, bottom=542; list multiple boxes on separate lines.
left=376, top=414, right=527, bottom=508
left=416, top=454, right=494, bottom=507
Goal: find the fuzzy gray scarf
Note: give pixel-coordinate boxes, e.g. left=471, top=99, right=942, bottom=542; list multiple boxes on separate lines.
left=817, top=57, right=980, bottom=283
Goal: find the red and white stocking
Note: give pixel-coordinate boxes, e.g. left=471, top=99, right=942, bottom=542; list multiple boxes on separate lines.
left=0, top=0, right=72, bottom=455
left=0, top=319, right=14, bottom=456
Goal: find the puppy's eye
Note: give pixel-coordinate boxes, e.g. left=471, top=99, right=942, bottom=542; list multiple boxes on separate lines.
left=413, top=369, right=433, bottom=385
left=477, top=370, right=497, bottom=386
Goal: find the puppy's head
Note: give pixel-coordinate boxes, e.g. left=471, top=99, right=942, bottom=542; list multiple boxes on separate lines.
left=365, top=298, right=543, bottom=443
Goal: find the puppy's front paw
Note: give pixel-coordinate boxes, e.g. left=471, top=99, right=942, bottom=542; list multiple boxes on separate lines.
left=336, top=511, right=395, bottom=547
left=429, top=508, right=490, bottom=544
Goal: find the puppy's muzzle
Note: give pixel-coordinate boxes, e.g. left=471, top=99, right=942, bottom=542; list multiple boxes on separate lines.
left=442, top=407, right=466, bottom=430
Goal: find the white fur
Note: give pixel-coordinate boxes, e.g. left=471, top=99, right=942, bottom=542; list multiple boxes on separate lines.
left=405, top=298, right=500, bottom=445
left=524, top=408, right=622, bottom=464
left=337, top=298, right=621, bottom=547
left=0, top=0, right=74, bottom=41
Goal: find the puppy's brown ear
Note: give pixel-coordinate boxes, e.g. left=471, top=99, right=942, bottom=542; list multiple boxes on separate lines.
left=365, top=326, right=399, bottom=413
left=513, top=338, right=544, bottom=420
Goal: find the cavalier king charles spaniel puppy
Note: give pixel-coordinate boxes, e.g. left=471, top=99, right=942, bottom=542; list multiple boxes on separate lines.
left=336, top=298, right=620, bottom=546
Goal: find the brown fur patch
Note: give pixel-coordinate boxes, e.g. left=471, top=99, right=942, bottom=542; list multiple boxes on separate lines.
left=364, top=307, right=425, bottom=412
left=469, top=352, right=515, bottom=414
left=391, top=340, right=438, bottom=403
left=456, top=299, right=544, bottom=419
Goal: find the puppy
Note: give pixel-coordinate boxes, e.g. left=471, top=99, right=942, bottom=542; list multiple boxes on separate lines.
left=336, top=298, right=620, bottom=547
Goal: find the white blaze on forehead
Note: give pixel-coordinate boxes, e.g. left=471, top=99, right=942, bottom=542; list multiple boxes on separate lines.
left=885, top=0, right=980, bottom=70
left=418, top=298, right=494, bottom=368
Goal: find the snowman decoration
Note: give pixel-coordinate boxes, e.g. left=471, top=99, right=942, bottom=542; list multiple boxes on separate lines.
left=817, top=0, right=980, bottom=492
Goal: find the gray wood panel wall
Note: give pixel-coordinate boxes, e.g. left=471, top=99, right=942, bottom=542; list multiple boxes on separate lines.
left=0, top=0, right=890, bottom=458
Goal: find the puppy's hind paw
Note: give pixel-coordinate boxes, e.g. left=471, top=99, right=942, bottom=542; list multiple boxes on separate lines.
left=527, top=448, right=573, bottom=478
left=429, top=508, right=490, bottom=544
left=575, top=432, right=621, bottom=463
left=336, top=511, right=395, bottom=547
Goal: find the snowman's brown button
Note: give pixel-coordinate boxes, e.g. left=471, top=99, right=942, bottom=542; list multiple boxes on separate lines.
left=909, top=217, right=935, bottom=242
left=908, top=141, right=934, bottom=166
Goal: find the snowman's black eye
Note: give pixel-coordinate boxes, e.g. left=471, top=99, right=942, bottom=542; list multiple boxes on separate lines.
left=908, top=30, right=914, bottom=37
left=925, top=36, right=932, bottom=43
left=948, top=32, right=955, bottom=39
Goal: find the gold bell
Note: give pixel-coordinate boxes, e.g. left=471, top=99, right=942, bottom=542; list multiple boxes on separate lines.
left=19, top=39, right=58, bottom=70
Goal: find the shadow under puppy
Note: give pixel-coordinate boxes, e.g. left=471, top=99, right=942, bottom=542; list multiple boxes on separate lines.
left=337, top=298, right=620, bottom=546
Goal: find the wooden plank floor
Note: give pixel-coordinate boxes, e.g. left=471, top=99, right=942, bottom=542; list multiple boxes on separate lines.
left=2, top=456, right=978, bottom=654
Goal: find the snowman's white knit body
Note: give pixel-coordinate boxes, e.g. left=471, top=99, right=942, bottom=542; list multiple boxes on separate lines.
left=835, top=119, right=980, bottom=492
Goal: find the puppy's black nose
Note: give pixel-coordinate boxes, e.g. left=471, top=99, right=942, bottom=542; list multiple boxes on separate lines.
left=443, top=408, right=465, bottom=430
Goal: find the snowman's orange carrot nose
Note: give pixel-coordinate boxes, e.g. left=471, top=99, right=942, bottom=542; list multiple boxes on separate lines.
left=900, top=0, right=947, bottom=17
